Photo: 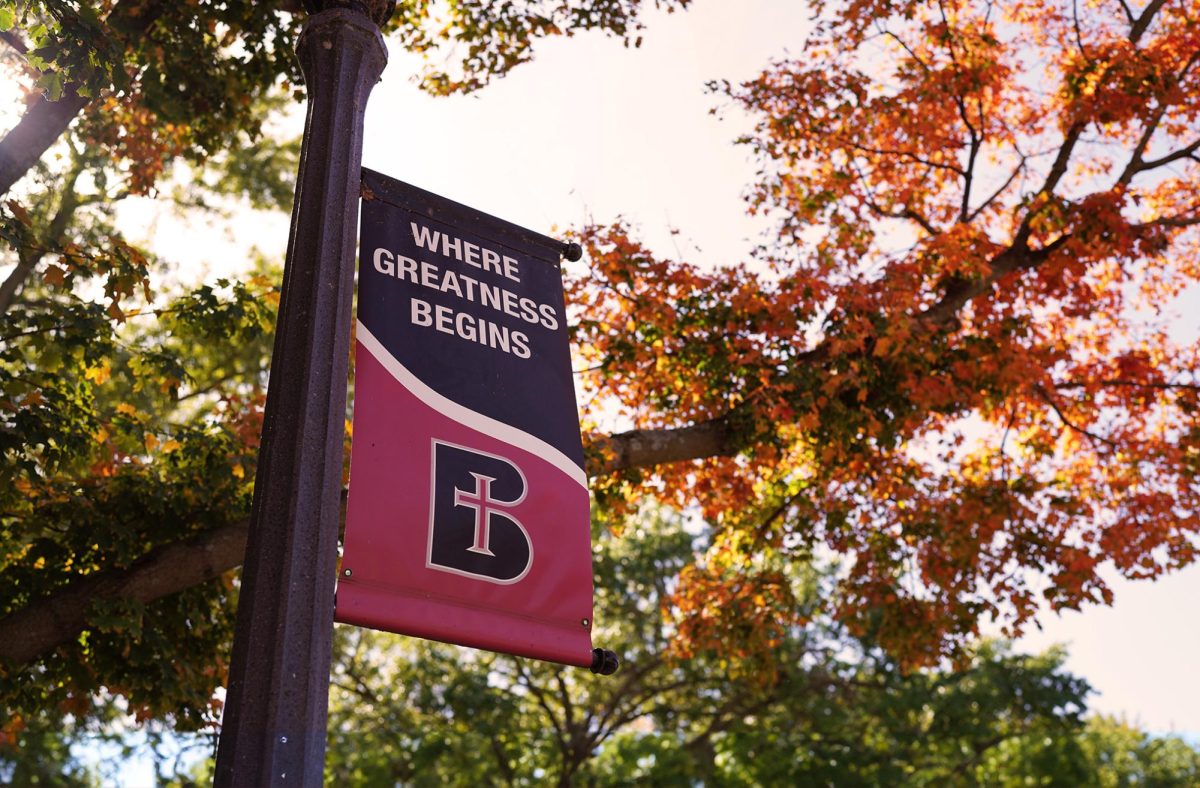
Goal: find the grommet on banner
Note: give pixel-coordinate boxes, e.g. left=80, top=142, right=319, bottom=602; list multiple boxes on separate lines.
left=590, top=648, right=619, bottom=675
left=562, top=241, right=583, bottom=262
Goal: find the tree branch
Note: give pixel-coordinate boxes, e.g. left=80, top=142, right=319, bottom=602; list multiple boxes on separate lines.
left=859, top=179, right=941, bottom=236
left=0, top=519, right=249, bottom=667
left=968, top=152, right=1026, bottom=221
left=1117, top=106, right=1169, bottom=187
left=936, top=13, right=984, bottom=222
left=839, top=137, right=967, bottom=176
left=1, top=29, right=29, bottom=55
left=920, top=234, right=1068, bottom=327
left=1138, top=212, right=1200, bottom=229
left=1135, top=138, right=1200, bottom=174
left=0, top=249, right=42, bottom=316
left=514, top=660, right=571, bottom=760
left=587, top=656, right=665, bottom=737
left=488, top=734, right=516, bottom=786
left=0, top=1, right=164, bottom=199
left=586, top=416, right=740, bottom=475
left=0, top=413, right=730, bottom=670
left=1053, top=378, right=1200, bottom=392
left=0, top=84, right=90, bottom=199
left=1129, top=0, right=1168, bottom=44
left=1071, top=0, right=1093, bottom=62
left=1036, top=384, right=1119, bottom=449
left=0, top=154, right=86, bottom=316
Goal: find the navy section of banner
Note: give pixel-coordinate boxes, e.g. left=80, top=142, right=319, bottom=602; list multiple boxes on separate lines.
left=357, top=169, right=585, bottom=473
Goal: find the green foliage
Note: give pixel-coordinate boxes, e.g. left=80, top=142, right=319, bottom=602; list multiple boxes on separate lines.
left=1, top=209, right=278, bottom=727
left=0, top=696, right=220, bottom=786
left=316, top=509, right=1110, bottom=786
left=2, top=4, right=1197, bottom=782
left=321, top=511, right=700, bottom=785
left=0, top=0, right=726, bottom=739
left=9, top=1, right=299, bottom=159
left=698, top=641, right=1089, bottom=786
left=0, top=705, right=102, bottom=786
left=196, top=133, right=302, bottom=213
left=981, top=716, right=1200, bottom=787
left=6, top=505, right=1196, bottom=785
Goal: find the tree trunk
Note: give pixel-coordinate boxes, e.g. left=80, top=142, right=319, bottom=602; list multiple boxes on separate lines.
left=0, top=86, right=89, bottom=199
left=0, top=0, right=166, bottom=199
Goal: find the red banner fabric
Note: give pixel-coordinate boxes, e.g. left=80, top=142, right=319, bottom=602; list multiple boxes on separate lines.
left=335, top=171, right=595, bottom=667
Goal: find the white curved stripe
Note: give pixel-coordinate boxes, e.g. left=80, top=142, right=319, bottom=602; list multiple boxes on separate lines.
left=357, top=321, right=589, bottom=489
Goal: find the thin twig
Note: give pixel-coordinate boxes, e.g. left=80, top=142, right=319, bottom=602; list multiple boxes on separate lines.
left=1036, top=384, right=1119, bottom=449
left=1053, top=379, right=1200, bottom=392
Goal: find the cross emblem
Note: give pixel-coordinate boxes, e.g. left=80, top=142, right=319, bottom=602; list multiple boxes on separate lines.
left=454, top=472, right=517, bottom=556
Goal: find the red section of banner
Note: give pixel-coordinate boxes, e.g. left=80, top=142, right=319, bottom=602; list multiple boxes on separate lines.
left=336, top=340, right=595, bottom=667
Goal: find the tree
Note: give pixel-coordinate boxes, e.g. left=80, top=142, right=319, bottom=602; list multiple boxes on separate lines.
left=0, top=0, right=691, bottom=734
left=570, top=0, right=1200, bottom=662
left=980, top=715, right=1200, bottom=786
left=2, top=0, right=1199, bottom=736
left=0, top=1, right=692, bottom=199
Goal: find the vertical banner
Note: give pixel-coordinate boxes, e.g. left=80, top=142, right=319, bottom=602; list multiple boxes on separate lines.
left=335, top=169, right=594, bottom=667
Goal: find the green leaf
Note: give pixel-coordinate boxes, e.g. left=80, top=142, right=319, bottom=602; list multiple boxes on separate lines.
left=39, top=71, right=64, bottom=102
left=0, top=8, right=15, bottom=32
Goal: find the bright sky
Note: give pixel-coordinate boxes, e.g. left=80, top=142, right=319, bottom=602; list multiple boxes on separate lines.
left=2, top=0, right=1197, bottom=756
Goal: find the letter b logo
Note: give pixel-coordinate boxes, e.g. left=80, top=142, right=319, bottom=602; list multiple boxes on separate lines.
left=427, top=441, right=533, bottom=583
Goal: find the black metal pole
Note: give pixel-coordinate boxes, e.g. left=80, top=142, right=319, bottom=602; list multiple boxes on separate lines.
left=213, top=3, right=390, bottom=785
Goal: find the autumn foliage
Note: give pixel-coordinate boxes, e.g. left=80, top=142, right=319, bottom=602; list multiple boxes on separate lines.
left=569, top=0, right=1200, bottom=665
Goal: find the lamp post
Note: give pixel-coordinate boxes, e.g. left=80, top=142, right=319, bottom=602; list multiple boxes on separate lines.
left=213, top=2, right=393, bottom=784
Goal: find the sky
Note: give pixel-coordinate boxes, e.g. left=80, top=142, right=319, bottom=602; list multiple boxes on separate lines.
left=2, top=0, right=1198, bottom=775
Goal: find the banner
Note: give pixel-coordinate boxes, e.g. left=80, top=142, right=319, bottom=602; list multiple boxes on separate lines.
left=335, top=169, right=595, bottom=667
